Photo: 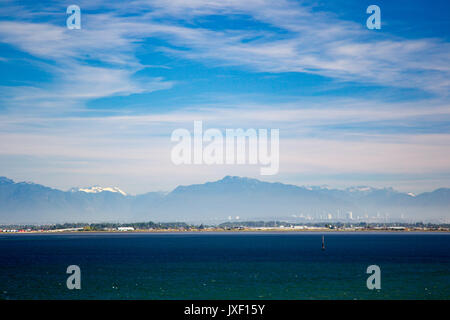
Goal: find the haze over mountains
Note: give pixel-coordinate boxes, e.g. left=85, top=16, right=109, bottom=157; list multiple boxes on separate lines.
left=0, top=176, right=448, bottom=224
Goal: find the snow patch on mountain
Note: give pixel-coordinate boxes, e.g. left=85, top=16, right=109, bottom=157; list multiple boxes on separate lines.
left=346, top=186, right=376, bottom=193
left=74, top=186, right=127, bottom=196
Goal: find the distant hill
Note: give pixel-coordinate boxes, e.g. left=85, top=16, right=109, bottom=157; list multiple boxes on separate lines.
left=0, top=176, right=448, bottom=224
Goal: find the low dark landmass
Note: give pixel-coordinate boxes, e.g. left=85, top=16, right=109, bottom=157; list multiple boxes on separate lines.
left=1, top=221, right=449, bottom=233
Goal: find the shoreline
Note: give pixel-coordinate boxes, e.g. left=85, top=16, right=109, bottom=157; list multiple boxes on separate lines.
left=1, top=229, right=449, bottom=235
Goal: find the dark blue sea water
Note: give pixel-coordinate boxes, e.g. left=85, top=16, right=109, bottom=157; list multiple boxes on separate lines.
left=0, top=232, right=449, bottom=299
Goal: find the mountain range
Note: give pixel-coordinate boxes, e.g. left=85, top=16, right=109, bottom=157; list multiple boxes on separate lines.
left=0, top=176, right=449, bottom=224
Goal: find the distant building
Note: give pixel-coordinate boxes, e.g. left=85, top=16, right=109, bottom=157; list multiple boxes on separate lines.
left=388, top=226, right=405, bottom=230
left=117, top=227, right=134, bottom=231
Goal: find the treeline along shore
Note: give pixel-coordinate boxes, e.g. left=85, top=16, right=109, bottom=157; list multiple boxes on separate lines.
left=1, top=221, right=449, bottom=233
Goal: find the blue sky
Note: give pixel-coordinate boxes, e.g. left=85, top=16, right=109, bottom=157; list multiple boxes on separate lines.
left=0, top=0, right=449, bottom=194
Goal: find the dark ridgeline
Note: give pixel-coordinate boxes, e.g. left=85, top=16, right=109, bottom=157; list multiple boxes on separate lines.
left=0, top=176, right=449, bottom=224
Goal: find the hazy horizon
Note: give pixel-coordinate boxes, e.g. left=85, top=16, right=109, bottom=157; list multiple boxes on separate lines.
left=1, top=175, right=448, bottom=224
left=1, top=174, right=449, bottom=196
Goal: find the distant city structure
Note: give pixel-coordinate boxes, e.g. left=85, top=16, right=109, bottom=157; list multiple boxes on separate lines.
left=117, top=227, right=135, bottom=232
left=1, top=221, right=448, bottom=233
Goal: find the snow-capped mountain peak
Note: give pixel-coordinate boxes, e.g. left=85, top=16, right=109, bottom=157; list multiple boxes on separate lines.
left=74, top=186, right=127, bottom=196
left=304, top=185, right=332, bottom=191
left=346, top=186, right=376, bottom=193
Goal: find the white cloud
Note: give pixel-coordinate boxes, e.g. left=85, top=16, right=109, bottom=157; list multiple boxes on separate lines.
left=103, top=0, right=450, bottom=94
left=2, top=0, right=449, bottom=103
left=0, top=16, right=174, bottom=113
left=0, top=98, right=448, bottom=193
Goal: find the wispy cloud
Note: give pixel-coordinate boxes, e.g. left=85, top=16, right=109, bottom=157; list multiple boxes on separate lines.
left=0, top=13, right=174, bottom=113
left=0, top=0, right=449, bottom=192
left=96, top=0, right=450, bottom=94
left=1, top=0, right=449, bottom=105
left=0, top=97, right=449, bottom=193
